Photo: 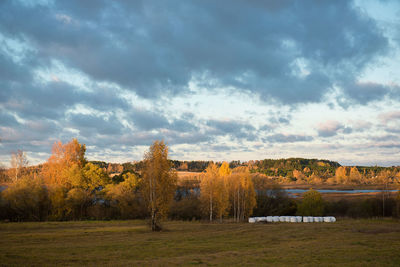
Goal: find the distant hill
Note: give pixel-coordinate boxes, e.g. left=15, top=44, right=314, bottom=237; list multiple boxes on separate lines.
left=251, top=158, right=341, bottom=178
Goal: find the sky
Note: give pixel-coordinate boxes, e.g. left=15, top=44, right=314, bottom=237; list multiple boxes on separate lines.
left=1, top=0, right=400, bottom=167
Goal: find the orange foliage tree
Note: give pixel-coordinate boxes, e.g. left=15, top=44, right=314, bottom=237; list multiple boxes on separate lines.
left=41, top=138, right=86, bottom=186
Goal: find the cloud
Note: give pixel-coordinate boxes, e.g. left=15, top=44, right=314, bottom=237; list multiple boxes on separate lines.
left=206, top=119, right=256, bottom=140
left=0, top=0, right=399, bottom=166
left=316, top=120, right=352, bottom=137
left=342, top=82, right=392, bottom=104
left=379, top=110, right=400, bottom=123
left=266, top=133, right=314, bottom=143
left=0, top=0, right=390, bottom=104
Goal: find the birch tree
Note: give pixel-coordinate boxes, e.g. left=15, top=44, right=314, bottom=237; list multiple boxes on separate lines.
left=141, top=140, right=177, bottom=231
left=10, top=150, right=29, bottom=182
left=200, top=163, right=229, bottom=222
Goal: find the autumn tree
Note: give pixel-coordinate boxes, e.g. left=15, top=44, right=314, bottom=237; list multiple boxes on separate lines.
left=297, top=189, right=325, bottom=216
left=200, top=163, right=229, bottom=222
left=219, top=161, right=232, bottom=177
left=141, top=140, right=177, bottom=231
left=293, top=169, right=305, bottom=181
left=41, top=139, right=86, bottom=186
left=9, top=150, right=29, bottom=182
left=335, top=166, right=347, bottom=184
left=229, top=167, right=256, bottom=222
left=378, top=170, right=395, bottom=217
left=349, top=167, right=362, bottom=184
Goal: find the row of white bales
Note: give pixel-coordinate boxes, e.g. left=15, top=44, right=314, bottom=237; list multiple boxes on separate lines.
left=249, top=216, right=336, bottom=223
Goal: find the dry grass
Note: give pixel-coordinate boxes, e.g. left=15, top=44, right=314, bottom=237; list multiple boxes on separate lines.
left=1, top=219, right=400, bottom=266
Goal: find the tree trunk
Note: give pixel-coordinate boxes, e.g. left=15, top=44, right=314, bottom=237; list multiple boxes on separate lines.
left=209, top=193, right=213, bottom=222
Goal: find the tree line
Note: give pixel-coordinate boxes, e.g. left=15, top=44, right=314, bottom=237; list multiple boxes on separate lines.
left=1, top=139, right=400, bottom=230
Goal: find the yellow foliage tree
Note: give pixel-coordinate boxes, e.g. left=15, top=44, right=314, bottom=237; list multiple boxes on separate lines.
left=200, top=163, right=229, bottom=222
left=105, top=172, right=140, bottom=218
left=219, top=161, right=232, bottom=177
left=349, top=167, right=362, bottom=184
left=335, top=166, right=347, bottom=184
left=229, top=167, right=256, bottom=222
left=141, top=140, right=177, bottom=231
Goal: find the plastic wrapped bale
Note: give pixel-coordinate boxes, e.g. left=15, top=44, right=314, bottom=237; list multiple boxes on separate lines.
left=260, top=217, right=268, bottom=222
left=303, top=216, right=309, bottom=223
left=279, top=216, right=285, bottom=222
left=314, top=217, right=320, bottom=223
left=255, top=217, right=263, bottom=223
left=273, top=216, right=280, bottom=222
left=308, top=216, right=314, bottom=223
left=267, top=216, right=273, bottom=223
left=249, top=217, right=256, bottom=223
left=330, top=216, right=336, bottom=222
left=296, top=216, right=302, bottom=222
left=284, top=216, right=291, bottom=222
left=290, top=216, right=297, bottom=223
left=323, top=217, right=331, bottom=222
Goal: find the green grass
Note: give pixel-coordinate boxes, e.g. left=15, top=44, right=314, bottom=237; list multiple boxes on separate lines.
left=1, top=219, right=400, bottom=266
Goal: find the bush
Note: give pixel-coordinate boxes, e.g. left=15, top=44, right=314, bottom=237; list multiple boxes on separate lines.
left=252, top=181, right=296, bottom=216
left=296, top=189, right=325, bottom=216
left=1, top=177, right=50, bottom=221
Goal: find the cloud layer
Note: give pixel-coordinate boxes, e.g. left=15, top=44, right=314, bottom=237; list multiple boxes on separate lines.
left=0, top=0, right=400, bottom=166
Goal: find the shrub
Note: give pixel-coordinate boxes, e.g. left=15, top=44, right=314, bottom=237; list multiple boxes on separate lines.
left=296, top=189, right=325, bottom=216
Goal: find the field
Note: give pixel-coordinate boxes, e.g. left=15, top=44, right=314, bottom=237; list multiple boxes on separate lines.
left=1, top=219, right=400, bottom=266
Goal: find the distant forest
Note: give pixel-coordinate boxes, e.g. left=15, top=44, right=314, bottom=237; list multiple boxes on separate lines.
left=1, top=156, right=399, bottom=186
left=86, top=158, right=399, bottom=186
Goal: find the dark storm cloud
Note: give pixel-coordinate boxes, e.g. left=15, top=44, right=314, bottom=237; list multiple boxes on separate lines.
left=342, top=82, right=392, bottom=105
left=0, top=0, right=390, bottom=104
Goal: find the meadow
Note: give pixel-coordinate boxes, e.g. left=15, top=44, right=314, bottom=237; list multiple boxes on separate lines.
left=1, top=219, right=400, bottom=266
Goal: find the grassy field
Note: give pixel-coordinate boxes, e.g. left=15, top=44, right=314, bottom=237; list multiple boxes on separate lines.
left=1, top=219, right=400, bottom=266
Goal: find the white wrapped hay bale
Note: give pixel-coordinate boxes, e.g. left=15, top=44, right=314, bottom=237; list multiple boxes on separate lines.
left=308, top=216, right=314, bottom=223
left=273, top=216, right=280, bottom=222
left=290, top=216, right=297, bottom=223
left=318, top=217, right=324, bottom=222
left=323, top=217, right=331, bottom=222
left=267, top=216, right=273, bottom=222
left=249, top=217, right=256, bottom=223
left=284, top=216, right=291, bottom=222
left=330, top=216, right=336, bottom=222
left=296, top=216, right=302, bottom=222
left=303, top=216, right=309, bottom=223
left=313, top=217, right=319, bottom=222
left=279, top=216, right=285, bottom=222
left=256, top=217, right=267, bottom=222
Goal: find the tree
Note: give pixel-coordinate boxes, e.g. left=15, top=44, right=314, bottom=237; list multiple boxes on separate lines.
left=297, top=189, right=325, bottom=216
left=10, top=150, right=29, bottom=182
left=141, top=140, right=177, bottom=231
left=378, top=170, right=395, bottom=217
left=200, top=163, right=229, bottom=222
left=219, top=162, right=232, bottom=177
left=2, top=176, right=49, bottom=221
left=104, top=172, right=144, bottom=219
left=335, top=166, right=347, bottom=184
left=229, top=167, right=256, bottom=222
left=41, top=138, right=86, bottom=186
left=349, top=167, right=362, bottom=184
